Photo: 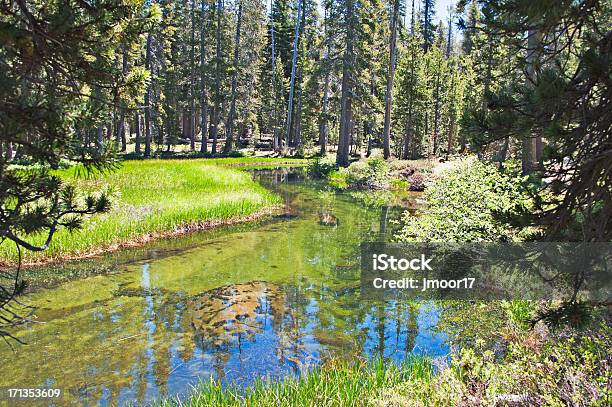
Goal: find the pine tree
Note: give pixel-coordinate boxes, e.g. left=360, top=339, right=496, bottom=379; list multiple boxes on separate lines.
left=382, top=0, right=402, bottom=159
left=395, top=19, right=429, bottom=158
left=464, top=0, right=611, bottom=240
left=0, top=0, right=149, bottom=339
left=421, top=0, right=436, bottom=51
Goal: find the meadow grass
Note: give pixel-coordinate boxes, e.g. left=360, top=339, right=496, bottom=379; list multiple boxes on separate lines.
left=160, top=356, right=434, bottom=407
left=0, top=158, right=304, bottom=264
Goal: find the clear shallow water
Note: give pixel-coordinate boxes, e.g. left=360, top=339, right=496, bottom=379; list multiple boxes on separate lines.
left=0, top=169, right=449, bottom=405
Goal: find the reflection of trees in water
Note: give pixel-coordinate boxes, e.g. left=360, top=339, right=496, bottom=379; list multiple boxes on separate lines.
left=190, top=282, right=284, bottom=348
left=189, top=281, right=311, bottom=376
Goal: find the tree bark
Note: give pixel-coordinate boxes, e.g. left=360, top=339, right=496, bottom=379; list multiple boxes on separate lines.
left=336, top=0, right=354, bottom=167
left=522, top=28, right=542, bottom=174
left=189, top=0, right=196, bottom=151
left=318, top=7, right=331, bottom=156
left=295, top=69, right=303, bottom=154
left=116, top=48, right=128, bottom=152
left=223, top=1, right=243, bottom=154
left=135, top=112, right=141, bottom=153
left=285, top=0, right=302, bottom=155
left=319, top=68, right=330, bottom=156
left=144, top=33, right=153, bottom=158
left=210, top=0, right=223, bottom=154
left=200, top=0, right=209, bottom=153
left=433, top=57, right=441, bottom=156
left=383, top=0, right=400, bottom=159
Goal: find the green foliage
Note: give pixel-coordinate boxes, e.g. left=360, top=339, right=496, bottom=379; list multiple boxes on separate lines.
left=397, top=158, right=532, bottom=242
left=329, top=156, right=390, bottom=190
left=446, top=326, right=611, bottom=406
left=160, top=356, right=433, bottom=407
left=0, top=159, right=283, bottom=263
left=307, top=156, right=337, bottom=179
left=502, top=300, right=536, bottom=331
left=461, top=0, right=612, bottom=240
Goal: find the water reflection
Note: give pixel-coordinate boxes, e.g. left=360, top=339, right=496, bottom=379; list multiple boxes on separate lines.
left=0, top=169, right=448, bottom=405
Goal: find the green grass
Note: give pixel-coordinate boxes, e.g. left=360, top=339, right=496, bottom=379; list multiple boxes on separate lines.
left=0, top=158, right=306, bottom=264
left=160, top=356, right=433, bottom=407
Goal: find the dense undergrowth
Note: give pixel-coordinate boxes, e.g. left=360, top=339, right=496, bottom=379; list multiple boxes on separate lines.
left=397, top=157, right=535, bottom=242
left=308, top=154, right=433, bottom=192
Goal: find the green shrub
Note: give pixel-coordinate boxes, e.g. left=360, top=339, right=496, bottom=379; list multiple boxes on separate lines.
left=225, top=150, right=245, bottom=158
left=307, top=156, right=337, bottom=179
left=328, top=155, right=390, bottom=190
left=396, top=158, right=532, bottom=242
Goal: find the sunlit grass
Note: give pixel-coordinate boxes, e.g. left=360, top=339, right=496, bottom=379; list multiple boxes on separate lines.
left=0, top=158, right=298, bottom=263
left=160, top=356, right=433, bottom=407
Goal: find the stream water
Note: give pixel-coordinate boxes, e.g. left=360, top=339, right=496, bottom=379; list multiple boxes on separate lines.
left=0, top=168, right=449, bottom=405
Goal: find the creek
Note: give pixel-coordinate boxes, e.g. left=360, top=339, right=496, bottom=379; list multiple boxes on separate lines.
left=0, top=168, right=449, bottom=405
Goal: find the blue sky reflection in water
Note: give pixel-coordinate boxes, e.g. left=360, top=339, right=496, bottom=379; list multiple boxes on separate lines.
left=0, top=169, right=448, bottom=406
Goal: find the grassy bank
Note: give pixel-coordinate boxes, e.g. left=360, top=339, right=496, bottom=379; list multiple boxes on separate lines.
left=163, top=321, right=610, bottom=406
left=161, top=357, right=433, bottom=407
left=0, top=158, right=305, bottom=265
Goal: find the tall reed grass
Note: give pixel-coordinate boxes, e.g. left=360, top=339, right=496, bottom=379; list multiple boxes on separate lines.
left=160, top=356, right=433, bottom=407
left=1, top=159, right=288, bottom=263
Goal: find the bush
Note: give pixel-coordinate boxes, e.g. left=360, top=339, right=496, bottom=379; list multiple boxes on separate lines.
left=225, top=150, right=245, bottom=158
left=396, top=158, right=532, bottom=242
left=329, top=155, right=389, bottom=190
left=307, top=156, right=337, bottom=179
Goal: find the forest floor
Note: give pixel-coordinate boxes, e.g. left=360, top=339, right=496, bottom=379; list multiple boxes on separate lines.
left=0, top=157, right=306, bottom=267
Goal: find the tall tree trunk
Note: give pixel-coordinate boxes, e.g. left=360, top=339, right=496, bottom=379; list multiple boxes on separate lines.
left=294, top=0, right=306, bottom=155
left=116, top=47, right=128, bottom=152
left=383, top=0, right=400, bottom=159
left=135, top=112, right=141, bottom=153
left=189, top=0, right=196, bottom=151
left=6, top=142, right=13, bottom=161
left=295, top=69, right=303, bottom=154
left=319, top=68, right=330, bottom=156
left=447, top=115, right=455, bottom=159
left=403, top=98, right=414, bottom=159
left=200, top=0, right=209, bottom=153
left=318, top=8, right=331, bottom=156
left=144, top=33, right=153, bottom=158
left=336, top=0, right=354, bottom=167
left=96, top=126, right=104, bottom=153
left=223, top=1, right=243, bottom=154
left=522, top=28, right=542, bottom=174
left=270, top=0, right=281, bottom=153
left=433, top=58, right=441, bottom=156
left=210, top=0, right=223, bottom=154
left=285, top=0, right=302, bottom=155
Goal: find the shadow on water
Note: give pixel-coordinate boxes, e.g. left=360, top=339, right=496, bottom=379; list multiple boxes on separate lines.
left=0, top=168, right=448, bottom=405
